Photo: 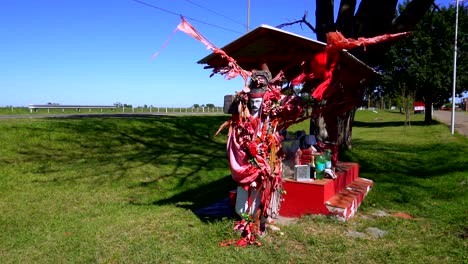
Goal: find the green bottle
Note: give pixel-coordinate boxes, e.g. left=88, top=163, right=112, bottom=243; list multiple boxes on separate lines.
left=315, top=154, right=326, bottom=179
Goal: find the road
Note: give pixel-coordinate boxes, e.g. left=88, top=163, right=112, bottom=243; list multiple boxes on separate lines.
left=1, top=110, right=466, bottom=136
left=433, top=110, right=468, bottom=136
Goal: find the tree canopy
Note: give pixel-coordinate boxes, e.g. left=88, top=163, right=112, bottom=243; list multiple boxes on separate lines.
left=379, top=4, right=468, bottom=123
left=279, top=0, right=449, bottom=149
left=315, top=0, right=436, bottom=66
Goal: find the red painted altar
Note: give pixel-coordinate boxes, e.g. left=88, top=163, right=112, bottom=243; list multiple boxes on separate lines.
left=280, top=162, right=373, bottom=221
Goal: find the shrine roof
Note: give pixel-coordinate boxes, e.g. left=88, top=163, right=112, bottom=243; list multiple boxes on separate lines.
left=198, top=24, right=377, bottom=81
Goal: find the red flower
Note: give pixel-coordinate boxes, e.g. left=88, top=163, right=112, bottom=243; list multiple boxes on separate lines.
left=241, top=121, right=255, bottom=135
left=248, top=141, right=258, bottom=157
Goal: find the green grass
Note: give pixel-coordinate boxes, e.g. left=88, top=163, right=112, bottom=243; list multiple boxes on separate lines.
left=0, top=111, right=466, bottom=263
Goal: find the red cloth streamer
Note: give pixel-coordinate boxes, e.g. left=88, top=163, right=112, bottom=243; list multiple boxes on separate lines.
left=176, top=17, right=251, bottom=83
left=227, top=119, right=270, bottom=187
left=176, top=17, right=217, bottom=50
left=326, top=31, right=412, bottom=53
left=294, top=31, right=411, bottom=101
left=151, top=27, right=179, bottom=60
left=219, top=220, right=262, bottom=247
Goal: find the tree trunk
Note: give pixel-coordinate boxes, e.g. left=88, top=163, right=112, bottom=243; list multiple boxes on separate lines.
left=315, top=0, right=335, bottom=41
left=336, top=0, right=357, bottom=37
left=311, top=108, right=357, bottom=151
left=354, top=0, right=398, bottom=37
left=391, top=0, right=435, bottom=33
left=337, top=109, right=356, bottom=150
left=424, top=99, right=433, bottom=124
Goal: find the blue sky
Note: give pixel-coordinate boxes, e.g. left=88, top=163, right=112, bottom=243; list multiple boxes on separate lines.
left=0, top=0, right=454, bottom=107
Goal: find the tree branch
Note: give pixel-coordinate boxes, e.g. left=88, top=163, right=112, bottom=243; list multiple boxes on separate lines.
left=391, top=0, right=435, bottom=33
left=276, top=11, right=316, bottom=33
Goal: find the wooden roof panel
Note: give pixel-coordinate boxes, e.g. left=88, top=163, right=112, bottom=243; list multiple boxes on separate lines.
left=198, top=24, right=377, bottom=81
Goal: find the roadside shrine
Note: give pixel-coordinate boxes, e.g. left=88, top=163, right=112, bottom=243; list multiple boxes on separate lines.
left=171, top=18, right=409, bottom=246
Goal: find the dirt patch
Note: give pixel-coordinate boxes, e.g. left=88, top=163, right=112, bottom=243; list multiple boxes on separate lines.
left=391, top=212, right=415, bottom=219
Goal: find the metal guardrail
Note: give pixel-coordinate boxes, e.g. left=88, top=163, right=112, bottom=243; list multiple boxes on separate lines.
left=28, top=105, right=116, bottom=113
left=26, top=105, right=224, bottom=114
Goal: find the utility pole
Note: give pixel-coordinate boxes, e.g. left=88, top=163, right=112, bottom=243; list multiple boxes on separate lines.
left=451, top=0, right=460, bottom=134
left=247, top=0, right=250, bottom=32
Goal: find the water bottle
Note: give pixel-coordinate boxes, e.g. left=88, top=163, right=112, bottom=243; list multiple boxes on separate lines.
left=315, top=154, right=326, bottom=179
left=324, top=149, right=332, bottom=170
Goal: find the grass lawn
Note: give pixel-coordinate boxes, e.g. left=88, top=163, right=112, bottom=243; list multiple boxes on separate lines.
left=0, top=111, right=466, bottom=263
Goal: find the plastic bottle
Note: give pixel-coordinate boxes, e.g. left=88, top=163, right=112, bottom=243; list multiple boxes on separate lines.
left=315, top=154, right=326, bottom=179
left=324, top=149, right=332, bottom=170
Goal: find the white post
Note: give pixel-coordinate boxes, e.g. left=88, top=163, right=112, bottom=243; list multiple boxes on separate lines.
left=451, top=0, right=460, bottom=135
left=247, top=0, right=250, bottom=32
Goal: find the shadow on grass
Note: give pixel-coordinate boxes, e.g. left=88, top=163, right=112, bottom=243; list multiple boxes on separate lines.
left=8, top=115, right=237, bottom=220
left=151, top=174, right=239, bottom=222
left=353, top=120, right=433, bottom=128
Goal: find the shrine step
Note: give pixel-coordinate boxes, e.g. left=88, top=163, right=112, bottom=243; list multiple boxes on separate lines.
left=325, top=177, right=373, bottom=221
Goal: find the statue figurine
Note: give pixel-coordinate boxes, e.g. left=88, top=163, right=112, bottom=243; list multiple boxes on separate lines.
left=233, top=67, right=276, bottom=236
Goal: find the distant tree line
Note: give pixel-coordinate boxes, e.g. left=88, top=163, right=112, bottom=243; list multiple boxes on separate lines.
left=192, top=104, right=215, bottom=108
left=378, top=3, right=468, bottom=123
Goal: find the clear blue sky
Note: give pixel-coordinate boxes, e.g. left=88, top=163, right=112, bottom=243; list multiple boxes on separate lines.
left=0, top=0, right=453, bottom=107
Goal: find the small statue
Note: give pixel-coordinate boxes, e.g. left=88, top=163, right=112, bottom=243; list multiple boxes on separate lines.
left=233, top=66, right=276, bottom=237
